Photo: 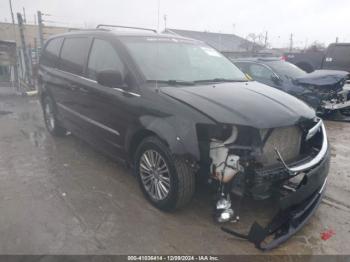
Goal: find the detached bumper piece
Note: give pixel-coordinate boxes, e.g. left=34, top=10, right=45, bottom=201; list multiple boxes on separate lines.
left=222, top=146, right=330, bottom=251
left=222, top=184, right=325, bottom=250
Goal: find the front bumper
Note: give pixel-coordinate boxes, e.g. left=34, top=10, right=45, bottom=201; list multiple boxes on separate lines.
left=222, top=131, right=330, bottom=250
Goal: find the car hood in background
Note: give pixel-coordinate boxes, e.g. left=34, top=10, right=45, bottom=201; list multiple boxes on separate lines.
left=160, top=81, right=315, bottom=129
left=294, top=70, right=349, bottom=87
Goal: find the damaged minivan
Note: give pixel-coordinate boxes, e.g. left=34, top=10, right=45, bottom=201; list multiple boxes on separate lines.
left=38, top=27, right=330, bottom=250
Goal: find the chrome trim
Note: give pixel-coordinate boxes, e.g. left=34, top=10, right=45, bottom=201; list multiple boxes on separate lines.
left=306, top=118, right=322, bottom=140
left=289, top=122, right=328, bottom=173
left=56, top=69, right=97, bottom=83
left=57, top=103, right=120, bottom=136
left=113, top=88, right=141, bottom=97
left=56, top=69, right=141, bottom=97
left=274, top=121, right=328, bottom=174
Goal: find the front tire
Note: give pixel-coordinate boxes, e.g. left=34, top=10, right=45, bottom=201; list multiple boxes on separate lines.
left=134, top=136, right=195, bottom=211
left=42, top=96, right=66, bottom=136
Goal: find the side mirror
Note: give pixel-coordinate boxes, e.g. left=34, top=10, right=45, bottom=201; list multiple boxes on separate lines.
left=97, top=69, right=125, bottom=88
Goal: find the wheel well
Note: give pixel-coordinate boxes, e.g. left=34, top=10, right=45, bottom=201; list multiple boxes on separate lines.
left=128, top=129, right=158, bottom=160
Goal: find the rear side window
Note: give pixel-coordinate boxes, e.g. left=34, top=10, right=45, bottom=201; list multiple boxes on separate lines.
left=41, top=37, right=63, bottom=67
left=87, top=39, right=125, bottom=81
left=59, top=37, right=90, bottom=75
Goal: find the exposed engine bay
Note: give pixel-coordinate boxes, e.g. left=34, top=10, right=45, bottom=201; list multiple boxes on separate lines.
left=198, top=117, right=329, bottom=250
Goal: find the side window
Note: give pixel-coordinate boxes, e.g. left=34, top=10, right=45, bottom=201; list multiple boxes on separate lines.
left=59, top=37, right=90, bottom=75
left=87, top=39, right=125, bottom=81
left=248, top=64, right=274, bottom=80
left=41, top=37, right=63, bottom=67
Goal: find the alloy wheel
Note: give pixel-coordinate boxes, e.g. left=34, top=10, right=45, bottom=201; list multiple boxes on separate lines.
left=139, top=150, right=171, bottom=201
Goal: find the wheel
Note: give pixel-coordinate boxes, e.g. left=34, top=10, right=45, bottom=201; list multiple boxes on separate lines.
left=42, top=95, right=66, bottom=136
left=134, top=136, right=195, bottom=211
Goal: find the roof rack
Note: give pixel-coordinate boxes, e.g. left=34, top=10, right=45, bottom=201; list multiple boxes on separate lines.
left=68, top=28, right=108, bottom=32
left=96, top=24, right=157, bottom=33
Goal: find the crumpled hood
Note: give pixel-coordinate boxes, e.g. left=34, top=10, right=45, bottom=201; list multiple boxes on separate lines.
left=160, top=81, right=315, bottom=129
left=294, top=70, right=349, bottom=87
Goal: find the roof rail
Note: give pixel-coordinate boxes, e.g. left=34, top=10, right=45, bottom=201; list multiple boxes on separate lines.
left=96, top=24, right=157, bottom=33
left=68, top=28, right=108, bottom=32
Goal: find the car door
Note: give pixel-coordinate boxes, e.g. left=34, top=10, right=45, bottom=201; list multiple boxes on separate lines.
left=73, top=37, right=139, bottom=159
left=53, top=36, right=92, bottom=135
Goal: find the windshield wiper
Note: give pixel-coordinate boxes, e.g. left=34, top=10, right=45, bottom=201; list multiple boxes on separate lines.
left=147, top=80, right=195, bottom=86
left=194, top=78, right=248, bottom=83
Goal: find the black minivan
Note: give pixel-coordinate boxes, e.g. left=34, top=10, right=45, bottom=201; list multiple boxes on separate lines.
left=38, top=27, right=329, bottom=249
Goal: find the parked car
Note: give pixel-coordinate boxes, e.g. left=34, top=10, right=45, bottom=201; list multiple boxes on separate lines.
left=233, top=57, right=350, bottom=115
left=284, top=43, right=350, bottom=73
left=38, top=27, right=329, bottom=250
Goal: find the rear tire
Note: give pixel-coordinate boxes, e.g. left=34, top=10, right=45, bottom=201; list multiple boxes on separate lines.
left=134, top=136, right=195, bottom=211
left=42, top=95, right=66, bottom=137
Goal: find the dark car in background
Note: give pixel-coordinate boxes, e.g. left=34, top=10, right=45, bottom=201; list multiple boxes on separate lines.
left=233, top=57, right=350, bottom=115
left=284, top=43, right=350, bottom=73
left=38, top=27, right=329, bottom=250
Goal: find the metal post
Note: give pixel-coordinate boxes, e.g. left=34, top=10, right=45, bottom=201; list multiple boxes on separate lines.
left=22, top=7, right=27, bottom=24
left=17, top=12, right=32, bottom=87
left=37, top=11, right=44, bottom=49
left=289, top=33, right=293, bottom=52
left=8, top=0, right=19, bottom=90
left=264, top=31, right=268, bottom=48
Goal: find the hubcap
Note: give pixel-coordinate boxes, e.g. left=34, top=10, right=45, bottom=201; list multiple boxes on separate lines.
left=45, top=103, right=55, bottom=131
left=139, top=150, right=171, bottom=201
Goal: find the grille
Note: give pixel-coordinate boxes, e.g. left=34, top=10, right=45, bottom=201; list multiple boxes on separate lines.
left=260, top=126, right=302, bottom=166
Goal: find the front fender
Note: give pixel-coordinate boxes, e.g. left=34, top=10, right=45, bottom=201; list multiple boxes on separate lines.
left=127, top=115, right=201, bottom=162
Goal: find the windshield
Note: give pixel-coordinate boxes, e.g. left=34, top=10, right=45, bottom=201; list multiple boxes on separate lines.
left=120, top=36, right=247, bottom=83
left=268, top=60, right=307, bottom=79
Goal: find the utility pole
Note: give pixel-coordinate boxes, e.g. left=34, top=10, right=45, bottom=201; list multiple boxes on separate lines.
left=22, top=7, right=26, bottom=24
left=37, top=11, right=44, bottom=49
left=17, top=12, right=32, bottom=87
left=289, top=33, right=293, bottom=52
left=264, top=31, right=268, bottom=48
left=9, top=0, right=15, bottom=25
left=336, top=36, right=339, bottom=43
left=163, top=14, right=167, bottom=30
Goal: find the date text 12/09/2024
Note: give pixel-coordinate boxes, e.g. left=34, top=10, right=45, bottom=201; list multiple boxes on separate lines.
left=127, top=256, right=219, bottom=261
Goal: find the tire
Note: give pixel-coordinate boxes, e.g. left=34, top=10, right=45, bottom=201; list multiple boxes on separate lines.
left=134, top=136, right=195, bottom=211
left=42, top=95, right=66, bottom=136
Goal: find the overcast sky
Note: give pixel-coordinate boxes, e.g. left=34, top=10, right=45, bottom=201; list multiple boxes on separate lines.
left=2, top=0, right=350, bottom=48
